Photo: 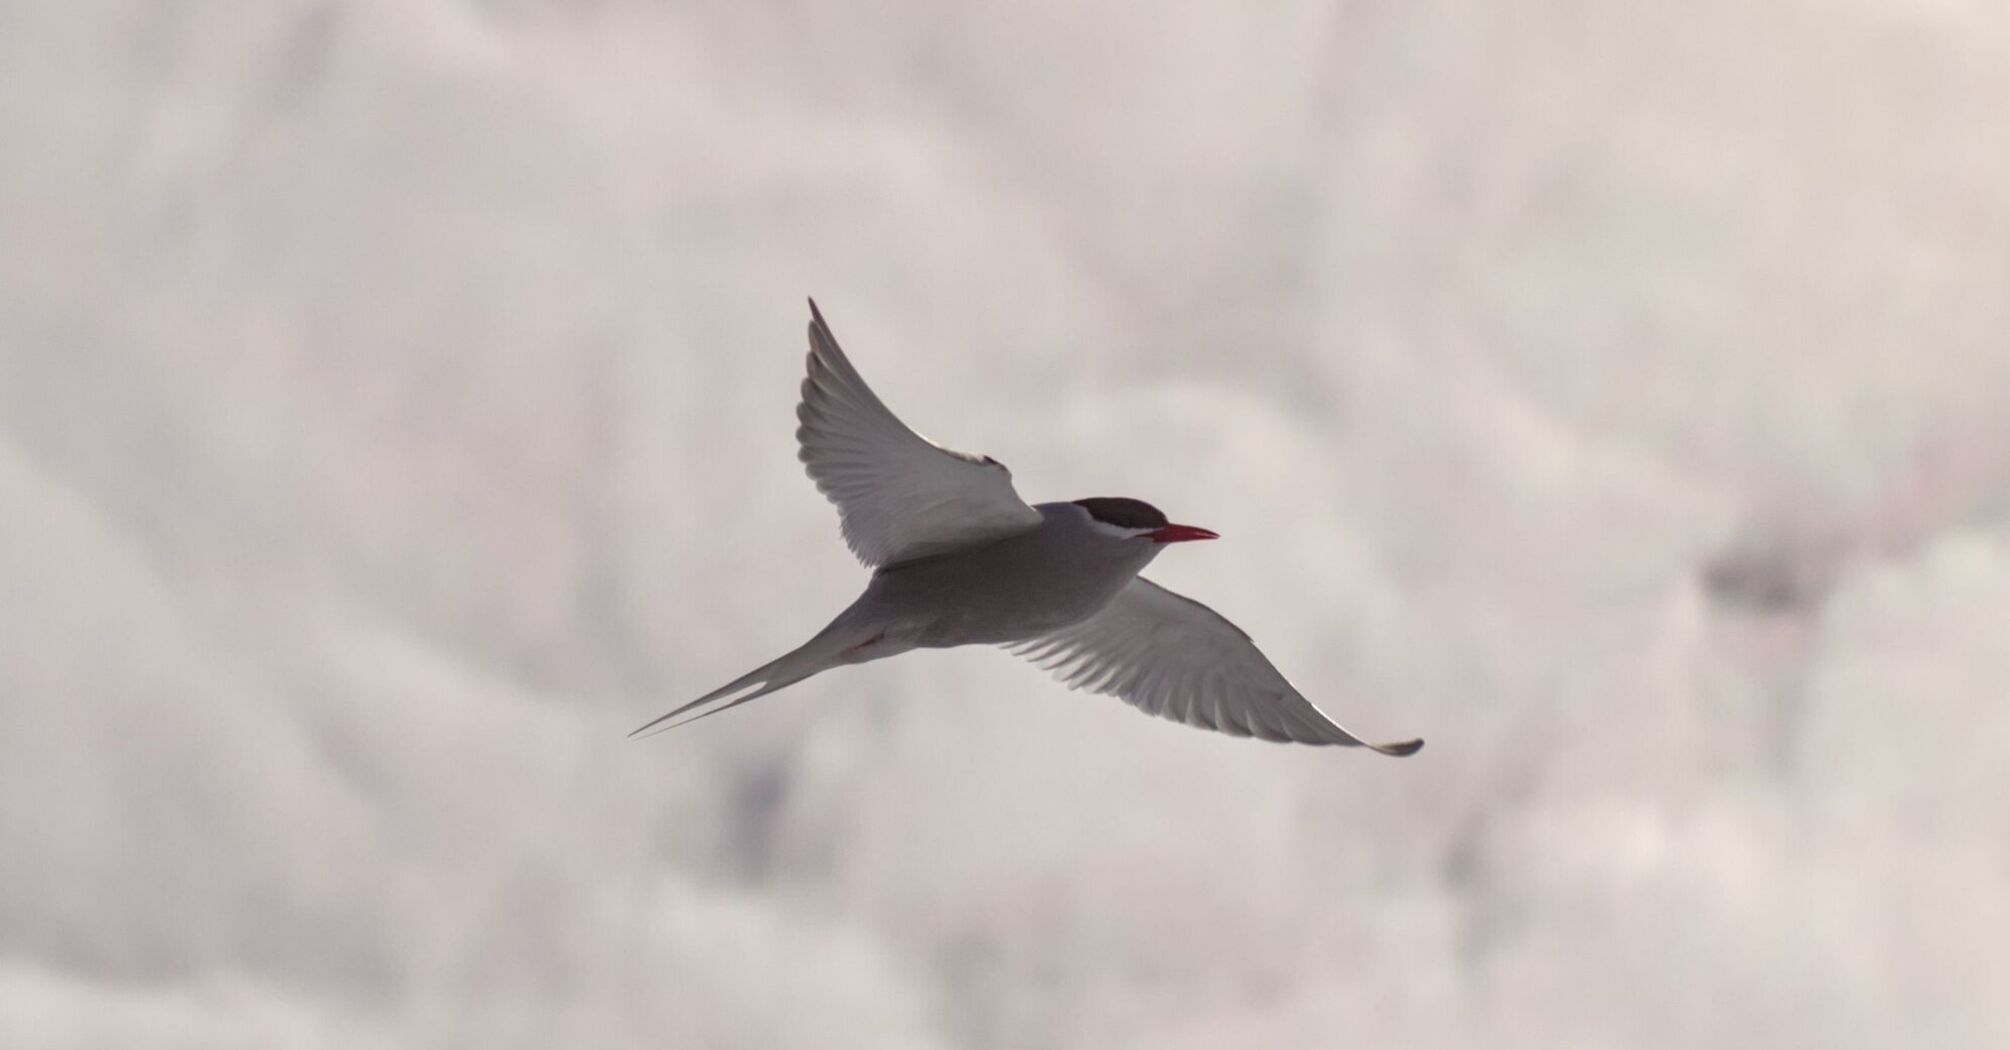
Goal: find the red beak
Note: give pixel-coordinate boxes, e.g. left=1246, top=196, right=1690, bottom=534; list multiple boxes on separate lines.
left=1149, top=523, right=1219, bottom=544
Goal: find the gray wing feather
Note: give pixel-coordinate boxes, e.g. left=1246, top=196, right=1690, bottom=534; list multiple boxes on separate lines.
left=1010, top=578, right=1422, bottom=755
left=797, top=299, right=1041, bottom=567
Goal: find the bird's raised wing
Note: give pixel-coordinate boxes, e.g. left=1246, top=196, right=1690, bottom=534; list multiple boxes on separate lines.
left=797, top=299, right=1042, bottom=567
left=1009, top=577, right=1423, bottom=755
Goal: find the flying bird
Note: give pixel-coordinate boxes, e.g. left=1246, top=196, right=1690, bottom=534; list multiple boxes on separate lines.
left=631, top=300, right=1422, bottom=755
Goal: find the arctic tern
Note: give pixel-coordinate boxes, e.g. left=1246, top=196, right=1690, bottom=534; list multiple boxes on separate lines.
left=631, top=300, right=1422, bottom=755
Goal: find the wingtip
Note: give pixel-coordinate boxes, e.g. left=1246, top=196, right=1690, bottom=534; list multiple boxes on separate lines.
left=1375, top=737, right=1425, bottom=757
left=807, top=296, right=826, bottom=328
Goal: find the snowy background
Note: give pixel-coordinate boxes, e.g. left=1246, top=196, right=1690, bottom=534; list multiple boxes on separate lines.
left=5, top=1, right=2010, bottom=1047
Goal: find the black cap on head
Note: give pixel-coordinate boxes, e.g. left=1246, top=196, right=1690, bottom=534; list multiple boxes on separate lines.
left=1073, top=497, right=1168, bottom=530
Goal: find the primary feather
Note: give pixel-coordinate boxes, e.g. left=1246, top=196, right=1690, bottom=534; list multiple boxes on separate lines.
left=795, top=299, right=1042, bottom=568
left=1012, top=578, right=1422, bottom=754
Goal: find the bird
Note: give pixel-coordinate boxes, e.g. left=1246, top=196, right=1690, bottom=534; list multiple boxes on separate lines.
left=630, top=300, right=1422, bottom=756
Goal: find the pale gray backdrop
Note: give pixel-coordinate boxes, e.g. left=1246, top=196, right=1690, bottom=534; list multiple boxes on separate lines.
left=5, top=1, right=2009, bottom=1048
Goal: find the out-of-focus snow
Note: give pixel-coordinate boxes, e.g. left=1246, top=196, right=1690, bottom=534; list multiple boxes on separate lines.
left=4, top=1, right=2008, bottom=1047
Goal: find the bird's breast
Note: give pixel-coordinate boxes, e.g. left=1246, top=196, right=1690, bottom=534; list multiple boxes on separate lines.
left=863, top=537, right=1144, bottom=648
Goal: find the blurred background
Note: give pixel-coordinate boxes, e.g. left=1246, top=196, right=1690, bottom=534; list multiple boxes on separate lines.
left=5, top=1, right=2010, bottom=1047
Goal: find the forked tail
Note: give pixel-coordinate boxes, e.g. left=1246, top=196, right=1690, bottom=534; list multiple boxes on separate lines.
left=627, top=615, right=879, bottom=739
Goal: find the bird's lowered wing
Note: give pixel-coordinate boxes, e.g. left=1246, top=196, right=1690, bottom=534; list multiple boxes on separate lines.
left=797, top=299, right=1042, bottom=567
left=1009, top=577, right=1423, bottom=755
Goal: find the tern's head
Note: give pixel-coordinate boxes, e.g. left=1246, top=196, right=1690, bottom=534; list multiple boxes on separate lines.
left=1071, top=497, right=1219, bottom=545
